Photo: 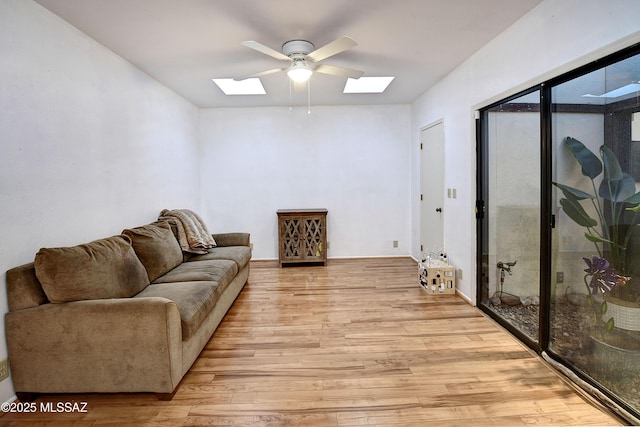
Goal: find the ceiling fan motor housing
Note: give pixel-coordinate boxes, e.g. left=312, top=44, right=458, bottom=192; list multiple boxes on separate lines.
left=282, top=40, right=315, bottom=58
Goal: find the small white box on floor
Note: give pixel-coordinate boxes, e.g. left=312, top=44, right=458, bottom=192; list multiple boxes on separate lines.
left=419, top=260, right=455, bottom=295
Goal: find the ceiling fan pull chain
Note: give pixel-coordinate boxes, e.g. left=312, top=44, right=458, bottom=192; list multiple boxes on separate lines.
left=307, top=79, right=311, bottom=115
left=289, top=79, right=293, bottom=111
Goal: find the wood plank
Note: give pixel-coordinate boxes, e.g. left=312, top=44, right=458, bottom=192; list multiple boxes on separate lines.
left=0, top=258, right=623, bottom=426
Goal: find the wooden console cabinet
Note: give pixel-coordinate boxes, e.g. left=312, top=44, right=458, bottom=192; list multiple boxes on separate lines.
left=277, top=209, right=327, bottom=267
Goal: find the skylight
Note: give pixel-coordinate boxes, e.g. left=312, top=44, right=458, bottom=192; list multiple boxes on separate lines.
left=343, top=77, right=395, bottom=94
left=583, top=83, right=640, bottom=98
left=212, top=78, right=266, bottom=95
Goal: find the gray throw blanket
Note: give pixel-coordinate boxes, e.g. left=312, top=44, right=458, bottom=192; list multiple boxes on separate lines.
left=158, top=209, right=216, bottom=254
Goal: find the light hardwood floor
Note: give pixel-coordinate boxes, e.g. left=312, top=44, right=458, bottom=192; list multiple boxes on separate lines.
left=0, top=258, right=625, bottom=426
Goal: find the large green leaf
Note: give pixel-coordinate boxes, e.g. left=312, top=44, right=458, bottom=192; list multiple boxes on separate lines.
left=565, top=137, right=602, bottom=179
left=585, top=233, right=616, bottom=246
left=627, top=203, right=640, bottom=213
left=559, top=197, right=598, bottom=227
left=599, top=173, right=636, bottom=202
left=601, top=145, right=624, bottom=181
left=624, top=191, right=640, bottom=205
left=552, top=182, right=594, bottom=201
left=621, top=209, right=640, bottom=225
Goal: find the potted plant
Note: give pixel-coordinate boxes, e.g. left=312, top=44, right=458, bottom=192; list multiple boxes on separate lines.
left=582, top=255, right=629, bottom=331
left=553, top=136, right=640, bottom=330
left=582, top=255, right=640, bottom=379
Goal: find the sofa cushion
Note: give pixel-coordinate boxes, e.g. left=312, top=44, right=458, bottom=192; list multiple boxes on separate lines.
left=34, top=235, right=149, bottom=303
left=152, top=259, right=238, bottom=288
left=211, top=232, right=250, bottom=247
left=188, top=246, right=251, bottom=270
left=134, top=281, right=222, bottom=340
left=122, top=221, right=183, bottom=282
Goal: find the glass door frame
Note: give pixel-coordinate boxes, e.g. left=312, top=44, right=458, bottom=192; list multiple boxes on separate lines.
left=476, top=85, right=545, bottom=352
left=476, top=41, right=640, bottom=421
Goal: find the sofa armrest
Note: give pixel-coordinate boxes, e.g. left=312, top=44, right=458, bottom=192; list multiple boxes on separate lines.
left=212, top=232, right=250, bottom=247
left=5, top=297, right=183, bottom=394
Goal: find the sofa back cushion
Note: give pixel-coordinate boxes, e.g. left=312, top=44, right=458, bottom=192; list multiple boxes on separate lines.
left=34, top=235, right=149, bottom=303
left=122, top=221, right=183, bottom=281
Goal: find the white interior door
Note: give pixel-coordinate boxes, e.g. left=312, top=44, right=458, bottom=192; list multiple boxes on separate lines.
left=420, top=122, right=445, bottom=256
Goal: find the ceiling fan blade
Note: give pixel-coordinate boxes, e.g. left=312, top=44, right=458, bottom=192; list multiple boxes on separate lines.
left=314, top=64, right=364, bottom=79
left=241, top=41, right=292, bottom=62
left=234, top=68, right=285, bottom=81
left=306, top=36, right=357, bottom=62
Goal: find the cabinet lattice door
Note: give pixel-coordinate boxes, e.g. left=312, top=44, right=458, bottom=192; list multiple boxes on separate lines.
left=277, top=209, right=327, bottom=267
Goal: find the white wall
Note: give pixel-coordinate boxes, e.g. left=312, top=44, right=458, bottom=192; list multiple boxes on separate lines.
left=410, top=0, right=640, bottom=303
left=199, top=105, right=411, bottom=259
left=487, top=111, right=541, bottom=300
left=0, top=0, right=200, bottom=402
left=4, top=0, right=640, bottom=407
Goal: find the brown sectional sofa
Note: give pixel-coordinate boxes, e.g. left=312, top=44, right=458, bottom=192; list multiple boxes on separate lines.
left=5, top=219, right=250, bottom=400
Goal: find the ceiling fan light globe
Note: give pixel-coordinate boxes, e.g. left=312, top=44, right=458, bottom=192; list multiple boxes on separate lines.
left=287, top=68, right=313, bottom=82
left=287, top=62, right=313, bottom=82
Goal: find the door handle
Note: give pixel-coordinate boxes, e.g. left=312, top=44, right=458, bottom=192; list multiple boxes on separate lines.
left=436, top=208, right=442, bottom=213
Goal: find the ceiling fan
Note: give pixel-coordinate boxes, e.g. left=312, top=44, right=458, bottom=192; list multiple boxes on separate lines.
left=235, top=36, right=364, bottom=83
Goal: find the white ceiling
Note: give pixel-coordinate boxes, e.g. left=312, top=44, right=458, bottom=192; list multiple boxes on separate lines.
left=35, top=0, right=542, bottom=108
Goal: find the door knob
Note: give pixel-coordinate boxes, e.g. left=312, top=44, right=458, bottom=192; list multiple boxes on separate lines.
left=436, top=208, right=442, bottom=213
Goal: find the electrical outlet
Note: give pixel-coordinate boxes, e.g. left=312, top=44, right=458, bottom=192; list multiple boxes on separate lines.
left=250, top=243, right=254, bottom=251
left=458, top=269, right=463, bottom=280
left=557, top=271, right=564, bottom=283
left=326, top=241, right=330, bottom=249
left=0, top=359, right=9, bottom=382
left=393, top=240, right=398, bottom=248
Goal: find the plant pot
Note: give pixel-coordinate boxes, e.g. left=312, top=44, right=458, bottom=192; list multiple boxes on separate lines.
left=589, top=327, right=640, bottom=379
left=604, top=295, right=640, bottom=331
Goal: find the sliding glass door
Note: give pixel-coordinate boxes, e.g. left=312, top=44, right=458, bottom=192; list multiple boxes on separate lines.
left=477, top=43, right=640, bottom=420
left=549, top=51, right=640, bottom=417
left=478, top=89, right=541, bottom=347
